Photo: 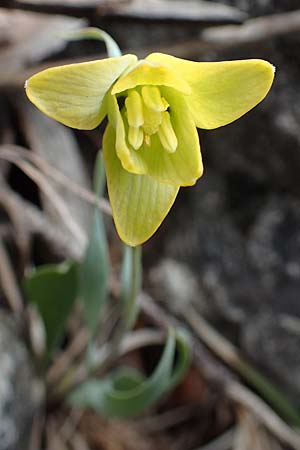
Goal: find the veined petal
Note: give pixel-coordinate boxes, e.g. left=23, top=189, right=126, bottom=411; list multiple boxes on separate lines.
left=111, top=60, right=191, bottom=95
left=130, top=88, right=203, bottom=186
left=107, top=94, right=147, bottom=174
left=103, top=124, right=179, bottom=246
left=147, top=53, right=275, bottom=129
left=26, top=54, right=137, bottom=130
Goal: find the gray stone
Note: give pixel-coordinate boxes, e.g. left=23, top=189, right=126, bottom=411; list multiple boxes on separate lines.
left=148, top=258, right=200, bottom=313
left=241, top=313, right=300, bottom=402
left=0, top=311, right=43, bottom=450
left=163, top=170, right=264, bottom=324
left=248, top=196, right=300, bottom=317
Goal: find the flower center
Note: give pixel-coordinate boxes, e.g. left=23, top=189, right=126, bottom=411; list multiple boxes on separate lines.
left=124, top=86, right=177, bottom=153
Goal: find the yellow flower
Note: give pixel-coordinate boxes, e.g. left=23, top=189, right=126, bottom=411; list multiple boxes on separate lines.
left=26, top=53, right=274, bottom=246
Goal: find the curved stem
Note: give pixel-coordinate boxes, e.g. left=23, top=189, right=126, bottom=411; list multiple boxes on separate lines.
left=58, top=27, right=122, bottom=58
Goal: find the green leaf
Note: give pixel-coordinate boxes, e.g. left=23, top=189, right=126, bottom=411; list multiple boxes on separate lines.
left=69, top=329, right=191, bottom=418
left=103, top=123, right=179, bottom=246
left=79, top=151, right=109, bottom=336
left=25, top=260, right=78, bottom=357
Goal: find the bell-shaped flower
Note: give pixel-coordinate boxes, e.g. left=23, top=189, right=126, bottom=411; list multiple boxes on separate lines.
left=26, top=53, right=274, bottom=246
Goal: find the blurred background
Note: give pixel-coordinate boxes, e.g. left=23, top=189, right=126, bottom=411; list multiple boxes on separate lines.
left=1, top=1, right=300, bottom=449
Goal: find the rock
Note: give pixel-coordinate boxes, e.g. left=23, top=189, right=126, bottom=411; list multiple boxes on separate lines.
left=148, top=258, right=200, bottom=313
left=248, top=196, right=300, bottom=317
left=158, top=170, right=264, bottom=324
left=241, top=312, right=300, bottom=402
left=0, top=311, right=43, bottom=450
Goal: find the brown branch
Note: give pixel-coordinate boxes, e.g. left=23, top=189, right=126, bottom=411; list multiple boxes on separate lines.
left=195, top=428, right=235, bottom=450
left=0, top=145, right=111, bottom=216
left=0, top=0, right=246, bottom=24
left=0, top=149, right=87, bottom=248
left=201, top=8, right=300, bottom=47
left=0, top=183, right=83, bottom=260
left=227, top=382, right=300, bottom=450
left=0, top=237, right=24, bottom=313
left=0, top=0, right=126, bottom=17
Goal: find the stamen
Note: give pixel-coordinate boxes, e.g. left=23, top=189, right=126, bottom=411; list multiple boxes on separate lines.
left=141, top=86, right=169, bottom=112
left=128, top=125, right=144, bottom=150
left=157, top=111, right=177, bottom=153
left=125, top=90, right=144, bottom=128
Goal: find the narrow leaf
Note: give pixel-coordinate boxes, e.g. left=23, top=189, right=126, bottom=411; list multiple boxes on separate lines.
left=69, top=329, right=191, bottom=418
left=79, top=151, right=109, bottom=336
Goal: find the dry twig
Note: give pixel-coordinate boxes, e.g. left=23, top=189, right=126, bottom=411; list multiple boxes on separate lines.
left=0, top=237, right=23, bottom=313
left=195, top=428, right=235, bottom=450
left=202, top=9, right=300, bottom=46
left=0, top=148, right=87, bottom=248
left=227, top=383, right=300, bottom=450
left=0, top=0, right=127, bottom=17
left=0, top=0, right=245, bottom=23
left=0, top=183, right=82, bottom=260
left=47, top=328, right=89, bottom=385
left=137, top=405, right=199, bottom=433
left=140, top=294, right=300, bottom=450
left=0, top=145, right=111, bottom=216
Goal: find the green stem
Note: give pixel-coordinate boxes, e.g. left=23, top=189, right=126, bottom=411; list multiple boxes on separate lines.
left=121, top=245, right=142, bottom=330
left=58, top=27, right=122, bottom=58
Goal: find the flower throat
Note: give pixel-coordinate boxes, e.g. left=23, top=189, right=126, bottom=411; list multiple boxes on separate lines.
left=121, top=86, right=178, bottom=154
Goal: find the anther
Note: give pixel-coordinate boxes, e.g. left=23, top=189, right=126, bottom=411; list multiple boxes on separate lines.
left=157, top=111, right=177, bottom=153
left=125, top=91, right=144, bottom=128
left=128, top=126, right=144, bottom=150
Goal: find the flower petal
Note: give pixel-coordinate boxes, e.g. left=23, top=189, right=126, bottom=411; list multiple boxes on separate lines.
left=128, top=88, right=203, bottom=186
left=107, top=94, right=147, bottom=174
left=147, top=53, right=275, bottom=129
left=26, top=54, right=137, bottom=130
left=103, top=124, right=179, bottom=246
left=111, top=60, right=191, bottom=95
